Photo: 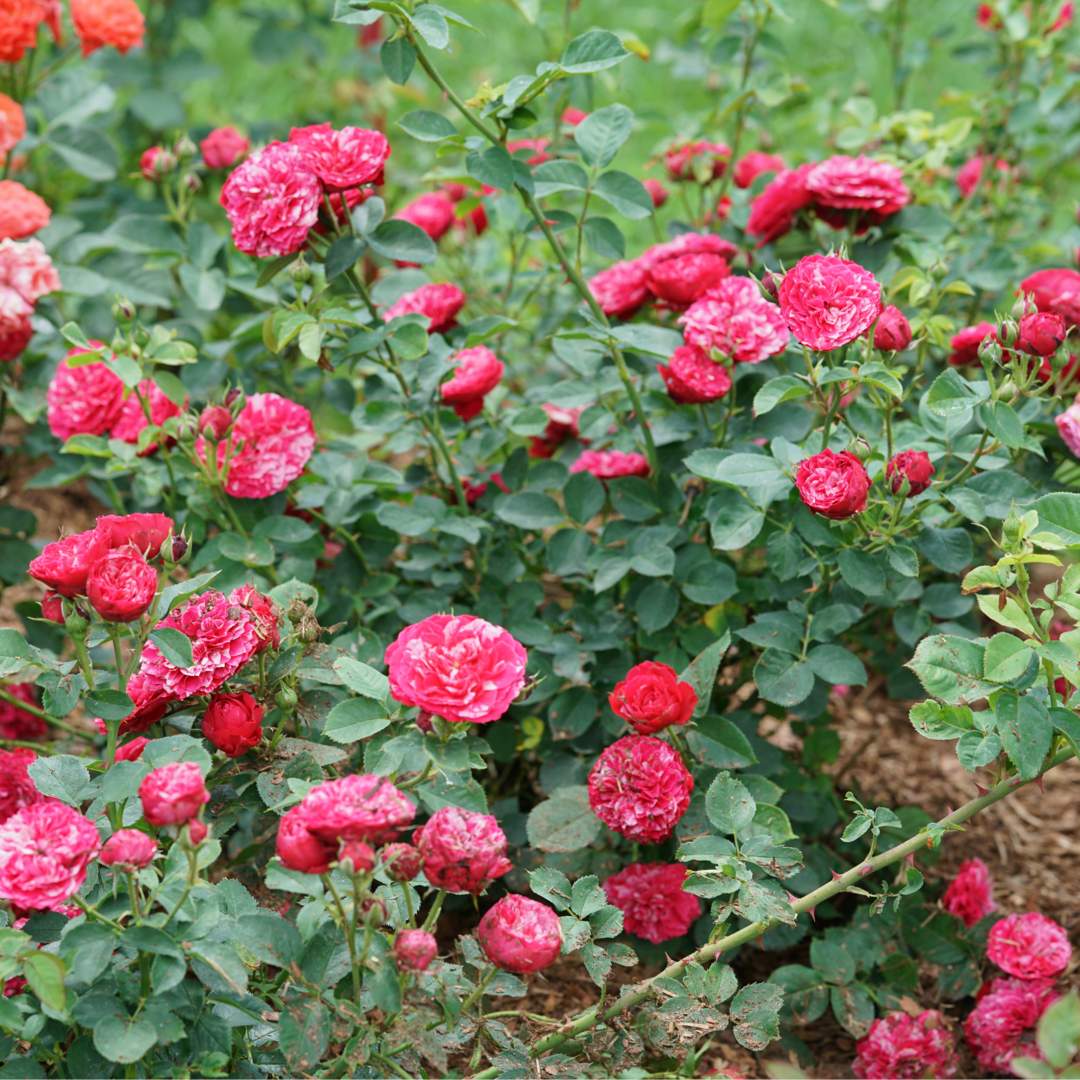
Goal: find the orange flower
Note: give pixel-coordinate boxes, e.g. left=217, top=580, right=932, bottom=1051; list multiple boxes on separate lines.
left=70, top=0, right=144, bottom=57
left=0, top=181, right=50, bottom=241
left=0, top=0, right=44, bottom=64
left=0, top=96, right=26, bottom=165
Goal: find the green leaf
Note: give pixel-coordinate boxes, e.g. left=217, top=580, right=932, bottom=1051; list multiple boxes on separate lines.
left=772, top=964, right=829, bottom=1027
left=21, top=951, right=66, bottom=1012
left=705, top=773, right=756, bottom=835
left=279, top=998, right=331, bottom=1075
left=526, top=786, right=601, bottom=852
left=529, top=866, right=573, bottom=909
left=467, top=145, right=515, bottom=191
left=925, top=368, right=988, bottom=417
left=84, top=688, right=135, bottom=721
left=92, top=1016, right=158, bottom=1064
left=564, top=470, right=605, bottom=524
left=685, top=450, right=788, bottom=488
left=26, top=755, right=90, bottom=806
left=837, top=548, right=885, bottom=596
left=983, top=633, right=1034, bottom=683
left=333, top=657, right=391, bottom=703
left=686, top=715, right=757, bottom=769
left=323, top=697, right=392, bottom=744
left=178, top=264, right=225, bottom=311
left=957, top=729, right=1001, bottom=771
left=906, top=635, right=996, bottom=705
left=1036, top=991, right=1080, bottom=1071
left=702, top=0, right=741, bottom=26
left=677, top=633, right=730, bottom=717
left=755, top=649, right=814, bottom=707
left=48, top=125, right=118, bottom=181
left=709, top=501, right=765, bottom=550
left=531, top=159, right=589, bottom=196
left=830, top=984, right=875, bottom=1038
left=560, top=29, right=630, bottom=73
left=397, top=108, right=458, bottom=141
left=100, top=760, right=150, bottom=805
left=324, top=235, right=365, bottom=281
left=582, top=216, right=625, bottom=260
left=980, top=401, right=1024, bottom=449
left=367, top=220, right=436, bottom=265
left=805, top=645, right=867, bottom=686
left=411, top=4, right=449, bottom=48
left=496, top=491, right=564, bottom=529
left=367, top=960, right=402, bottom=1013
left=1033, top=493, right=1080, bottom=547
left=766, top=531, right=803, bottom=581
left=636, top=581, right=679, bottom=633
left=574, top=104, right=633, bottom=168
left=998, top=693, right=1052, bottom=781
left=754, top=376, right=812, bottom=416
left=380, top=36, right=417, bottom=83
left=918, top=527, right=973, bottom=573
left=149, top=627, right=194, bottom=669
left=730, top=982, right=783, bottom=1051
left=590, top=170, right=653, bottom=219
left=236, top=913, right=302, bottom=969
left=909, top=701, right=974, bottom=740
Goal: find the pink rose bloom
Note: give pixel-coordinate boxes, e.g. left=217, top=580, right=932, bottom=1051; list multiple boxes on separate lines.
left=873, top=305, right=912, bottom=352
left=479, top=895, right=563, bottom=973
left=964, top=977, right=1059, bottom=1076
left=852, top=1010, right=959, bottom=1080
left=987, top=912, right=1072, bottom=979
left=647, top=252, right=731, bottom=309
left=413, top=806, right=512, bottom=894
left=1020, top=268, right=1080, bottom=329
left=734, top=150, right=785, bottom=189
left=639, top=232, right=738, bottom=270
left=507, top=138, right=550, bottom=166
left=139, top=146, right=172, bottom=182
left=956, top=155, right=1010, bottom=199
left=529, top=403, right=584, bottom=460
left=382, top=842, right=422, bottom=882
left=643, top=178, right=669, bottom=208
left=220, top=141, right=321, bottom=258
left=663, top=139, right=731, bottom=182
left=200, top=127, right=250, bottom=170
left=297, top=774, right=415, bottom=845
left=384, top=282, right=466, bottom=334
left=86, top=549, right=157, bottom=623
left=385, top=613, right=528, bottom=725
left=288, top=123, right=390, bottom=191
left=0, top=180, right=51, bottom=240
left=941, top=857, right=997, bottom=927
left=139, top=761, right=209, bottom=827
left=806, top=154, right=910, bottom=230
left=603, top=863, right=701, bottom=943
left=680, top=275, right=790, bottom=363
left=0, top=683, right=47, bottom=742
left=588, top=735, right=693, bottom=843
left=391, top=928, right=438, bottom=972
left=778, top=254, right=884, bottom=351
left=99, top=828, right=157, bottom=873
left=110, top=379, right=184, bottom=454
left=561, top=106, right=588, bottom=126
left=95, top=512, right=175, bottom=559
left=28, top=526, right=112, bottom=598
left=275, top=805, right=335, bottom=875
left=46, top=344, right=126, bottom=442
left=1056, top=401, right=1080, bottom=456
left=114, top=737, right=148, bottom=763
left=111, top=675, right=172, bottom=736
left=746, top=163, right=816, bottom=245
left=886, top=450, right=935, bottom=497
left=197, top=392, right=315, bottom=499
left=0, top=238, right=60, bottom=306
left=795, top=448, right=871, bottom=520
left=441, top=346, right=504, bottom=422
left=132, top=589, right=261, bottom=701
left=0, top=802, right=101, bottom=909
left=658, top=344, right=732, bottom=404
left=230, top=584, right=281, bottom=653
left=948, top=321, right=998, bottom=366
left=588, top=259, right=651, bottom=321
left=0, top=748, right=48, bottom=824
left=570, top=449, right=650, bottom=480
left=0, top=303, right=31, bottom=362
left=394, top=192, right=456, bottom=241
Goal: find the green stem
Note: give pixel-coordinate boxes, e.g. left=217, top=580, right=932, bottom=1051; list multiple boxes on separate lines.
left=470, top=744, right=1079, bottom=1079
left=324, top=873, right=362, bottom=1002
left=428, top=408, right=469, bottom=510
left=70, top=895, right=125, bottom=932
left=421, top=889, right=446, bottom=933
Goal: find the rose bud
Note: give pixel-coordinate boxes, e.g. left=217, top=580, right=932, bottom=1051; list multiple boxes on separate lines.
left=761, top=269, right=781, bottom=299
left=184, top=819, right=208, bottom=847
left=41, top=591, right=64, bottom=624
left=140, top=146, right=176, bottom=181
left=412, top=806, right=512, bottom=894
left=643, top=178, right=668, bottom=208
left=99, top=829, right=158, bottom=874
left=381, top=842, right=422, bottom=883
left=139, top=761, right=210, bottom=827
left=794, top=449, right=871, bottom=520
left=199, top=404, right=232, bottom=440
left=391, top=929, right=438, bottom=973
left=415, top=710, right=435, bottom=734
left=164, top=534, right=188, bottom=565
left=337, top=840, right=375, bottom=876
left=276, top=806, right=335, bottom=875
left=359, top=896, right=387, bottom=927
left=86, top=550, right=158, bottom=623
left=275, top=685, right=298, bottom=713
left=114, top=737, right=149, bottom=763
left=1017, top=311, right=1067, bottom=356
left=478, top=895, right=563, bottom=974
left=873, top=305, right=912, bottom=352
left=886, top=450, right=935, bottom=497
left=226, top=387, right=246, bottom=414
left=202, top=693, right=264, bottom=758
left=609, top=661, right=697, bottom=736
left=997, top=316, right=1019, bottom=346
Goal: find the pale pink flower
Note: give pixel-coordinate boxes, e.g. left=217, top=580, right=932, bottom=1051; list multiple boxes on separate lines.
left=0, top=238, right=59, bottom=306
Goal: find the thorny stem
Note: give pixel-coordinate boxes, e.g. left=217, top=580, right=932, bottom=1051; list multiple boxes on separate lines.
left=470, top=745, right=1078, bottom=1079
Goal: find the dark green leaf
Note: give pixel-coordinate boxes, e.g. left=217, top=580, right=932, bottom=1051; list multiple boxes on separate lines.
left=149, top=627, right=194, bottom=669
left=367, top=220, right=436, bottom=265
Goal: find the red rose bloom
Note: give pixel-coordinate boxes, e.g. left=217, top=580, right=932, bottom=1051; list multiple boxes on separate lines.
left=381, top=842, right=422, bottom=882
left=384, top=282, right=466, bottom=334
left=941, top=857, right=997, bottom=927
left=478, top=895, right=563, bottom=973
left=1019, top=268, right=1080, bottom=328
left=795, top=449, right=871, bottom=520
left=86, top=550, right=158, bottom=622
left=948, top=321, right=997, bottom=366
left=570, top=449, right=650, bottom=480
left=663, top=139, right=731, bottom=182
left=40, top=591, right=64, bottom=624
left=297, top=774, right=414, bottom=845
left=289, top=123, right=390, bottom=191
left=99, top=828, right=157, bottom=873
left=734, top=151, right=785, bottom=189
left=609, top=661, right=698, bottom=735
left=0, top=748, right=47, bottom=824
left=643, top=178, right=669, bottom=208
left=0, top=306, right=32, bottom=362
left=873, top=305, right=912, bottom=351
left=412, top=806, right=512, bottom=894
left=987, top=912, right=1072, bottom=980
left=639, top=232, right=738, bottom=270
left=587, top=735, right=693, bottom=843
left=440, top=345, right=504, bottom=421
left=885, top=450, right=935, bottom=497
left=202, top=692, right=264, bottom=758
left=745, top=163, right=815, bottom=245
left=0, top=181, right=50, bottom=240
left=0, top=683, right=46, bottom=741
left=230, top=585, right=280, bottom=653
left=46, top=345, right=126, bottom=443
left=646, top=252, right=730, bottom=309
left=95, top=513, right=175, bottom=559
left=805, top=154, right=910, bottom=230
left=28, top=527, right=112, bottom=598
left=852, top=1010, right=959, bottom=1080
left=110, top=379, right=184, bottom=453
left=139, top=761, right=209, bottom=827
left=778, top=254, right=884, bottom=352
left=0, top=1, right=42, bottom=64
left=507, top=138, right=550, bottom=166
left=603, top=863, right=702, bottom=943
left=956, top=155, right=1010, bottom=199
left=658, top=344, right=732, bottom=405
left=276, top=806, right=335, bottom=875
left=70, top=0, right=145, bottom=55
left=0, top=94, right=25, bottom=165
left=964, top=977, right=1059, bottom=1076
left=1017, top=311, right=1067, bottom=356
left=588, top=259, right=651, bottom=321
left=395, top=192, right=456, bottom=241
left=200, top=127, right=249, bottom=170
left=114, top=736, right=148, bottom=763
left=529, top=403, right=585, bottom=458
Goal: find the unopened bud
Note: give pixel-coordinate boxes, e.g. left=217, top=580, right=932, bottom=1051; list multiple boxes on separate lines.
left=997, top=318, right=1019, bottom=346
left=274, top=685, right=298, bottom=713
left=161, top=534, right=189, bottom=566
left=290, top=258, right=312, bottom=286
left=199, top=405, right=232, bottom=440
left=64, top=606, right=90, bottom=636
left=174, top=134, right=198, bottom=160
left=225, top=387, right=243, bottom=407
left=850, top=438, right=872, bottom=462
left=979, top=337, right=1003, bottom=365
left=415, top=709, right=434, bottom=734
left=41, top=591, right=64, bottom=624
left=140, top=146, right=176, bottom=182
left=176, top=415, right=199, bottom=444
left=761, top=270, right=781, bottom=300
left=111, top=297, right=136, bottom=326
left=337, top=841, right=375, bottom=876
left=185, top=820, right=208, bottom=847
left=1003, top=505, right=1026, bottom=544
left=184, top=172, right=201, bottom=193
left=1011, top=295, right=1035, bottom=319
left=227, top=389, right=247, bottom=418
left=931, top=262, right=948, bottom=282
left=359, top=897, right=387, bottom=927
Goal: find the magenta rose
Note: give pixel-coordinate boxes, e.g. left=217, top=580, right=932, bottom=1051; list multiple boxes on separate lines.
left=886, top=450, right=935, bottom=497
left=680, top=276, right=790, bottom=364
left=386, top=613, right=528, bottom=725
left=746, top=163, right=816, bottom=245
left=412, top=806, right=512, bottom=894
left=202, top=692, right=264, bottom=758
left=795, top=449, right=870, bottom=520
left=873, top=305, right=912, bottom=352
left=646, top=252, right=730, bottom=309
left=394, top=192, right=456, bottom=241
left=1056, top=402, right=1080, bottom=456
left=139, top=762, right=209, bottom=827
left=289, top=123, right=390, bottom=191
left=778, top=254, right=884, bottom=352
left=0, top=305, right=32, bottom=362
left=275, top=806, right=335, bottom=875
left=603, top=863, right=702, bottom=944
left=479, top=895, right=563, bottom=974
left=230, top=585, right=281, bottom=653
left=86, top=550, right=157, bottom=623
left=0, top=237, right=61, bottom=307
left=110, top=379, right=184, bottom=454
left=297, top=773, right=415, bottom=845
left=95, top=513, right=175, bottom=559
left=734, top=150, right=785, bottom=189
left=948, top=322, right=998, bottom=366
left=853, top=1011, right=959, bottom=1080
left=46, top=345, right=126, bottom=443
left=587, top=260, right=651, bottom=321
left=384, top=282, right=467, bottom=334
left=99, top=828, right=157, bottom=873
left=569, top=450, right=650, bottom=480
left=658, top=344, right=732, bottom=404
left=987, top=912, right=1072, bottom=980
left=805, top=154, right=910, bottom=230
left=662, top=139, right=731, bottom=182
left=1019, top=267, right=1080, bottom=328
left=440, top=346, right=504, bottom=422
left=964, top=976, right=1058, bottom=1077
left=381, top=842, right=422, bottom=883
left=0, top=747, right=48, bottom=825
left=391, top=929, right=438, bottom=972
left=0, top=683, right=46, bottom=742
left=941, top=857, right=997, bottom=928
left=1017, top=311, right=1067, bottom=356
left=639, top=232, right=738, bottom=270
left=200, top=126, right=250, bottom=170
left=643, top=178, right=668, bottom=207
left=28, top=527, right=111, bottom=598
